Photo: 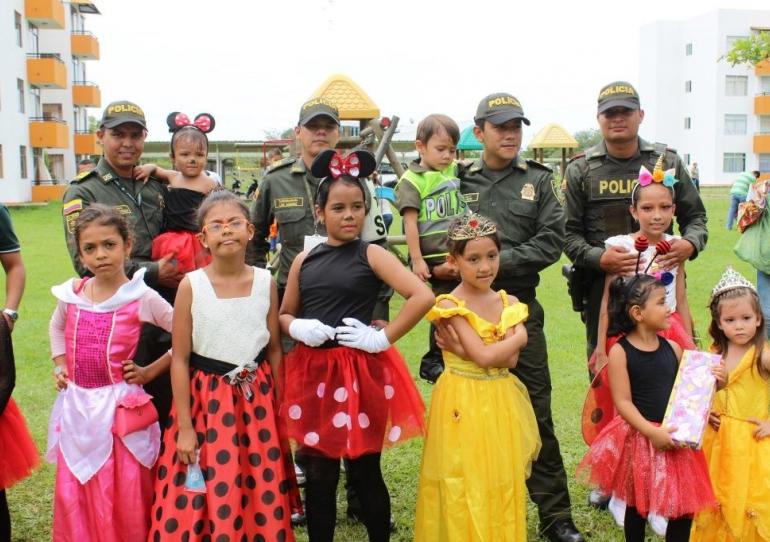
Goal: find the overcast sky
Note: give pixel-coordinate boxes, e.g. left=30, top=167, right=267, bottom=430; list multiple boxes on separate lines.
left=85, top=0, right=768, bottom=144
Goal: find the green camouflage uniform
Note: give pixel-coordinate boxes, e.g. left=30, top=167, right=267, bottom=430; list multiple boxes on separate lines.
left=563, top=138, right=708, bottom=358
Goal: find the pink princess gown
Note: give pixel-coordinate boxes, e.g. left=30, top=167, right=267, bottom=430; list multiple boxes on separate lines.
left=46, top=269, right=173, bottom=542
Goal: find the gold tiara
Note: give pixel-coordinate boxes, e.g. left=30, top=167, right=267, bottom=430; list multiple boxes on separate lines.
left=709, top=266, right=756, bottom=305
left=448, top=213, right=497, bottom=241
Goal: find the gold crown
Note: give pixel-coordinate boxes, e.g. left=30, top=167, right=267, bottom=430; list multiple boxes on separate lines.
left=709, top=266, right=756, bottom=305
left=448, top=213, right=497, bottom=241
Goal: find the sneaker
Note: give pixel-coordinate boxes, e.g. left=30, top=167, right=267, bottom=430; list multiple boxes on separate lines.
left=291, top=511, right=306, bottom=527
left=587, top=489, right=610, bottom=509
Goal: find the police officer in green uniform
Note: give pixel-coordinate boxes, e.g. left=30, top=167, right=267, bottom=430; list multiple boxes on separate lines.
left=459, top=93, right=584, bottom=542
left=61, top=100, right=182, bottom=425
left=563, top=82, right=707, bottom=364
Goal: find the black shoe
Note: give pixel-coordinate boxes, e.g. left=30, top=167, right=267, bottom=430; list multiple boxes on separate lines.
left=346, top=510, right=396, bottom=532
left=419, top=357, right=445, bottom=384
left=540, top=519, right=585, bottom=542
left=587, top=489, right=610, bottom=510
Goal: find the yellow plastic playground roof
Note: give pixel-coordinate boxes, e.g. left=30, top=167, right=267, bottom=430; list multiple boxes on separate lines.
left=310, top=74, right=380, bottom=120
left=529, top=122, right=578, bottom=149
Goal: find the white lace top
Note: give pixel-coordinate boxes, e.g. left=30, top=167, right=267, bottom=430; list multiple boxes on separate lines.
left=189, top=267, right=272, bottom=366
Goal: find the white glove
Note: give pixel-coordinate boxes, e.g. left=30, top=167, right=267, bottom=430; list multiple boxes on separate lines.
left=288, top=319, right=336, bottom=347
left=335, top=317, right=390, bottom=353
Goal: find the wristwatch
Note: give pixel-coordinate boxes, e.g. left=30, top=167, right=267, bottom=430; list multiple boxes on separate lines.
left=3, top=308, right=19, bottom=322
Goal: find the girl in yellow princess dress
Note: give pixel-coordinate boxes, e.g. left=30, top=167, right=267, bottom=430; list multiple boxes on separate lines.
left=413, top=214, right=541, bottom=542
left=691, top=267, right=770, bottom=541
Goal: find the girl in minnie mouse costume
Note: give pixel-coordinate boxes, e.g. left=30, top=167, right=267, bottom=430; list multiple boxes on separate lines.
left=279, top=149, right=433, bottom=542
left=135, top=112, right=218, bottom=275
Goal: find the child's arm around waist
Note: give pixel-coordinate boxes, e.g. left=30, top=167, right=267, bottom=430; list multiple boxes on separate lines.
left=437, top=296, right=527, bottom=369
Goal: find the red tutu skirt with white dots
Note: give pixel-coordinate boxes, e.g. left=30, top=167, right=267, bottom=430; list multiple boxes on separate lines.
left=281, top=344, right=425, bottom=459
left=577, top=416, right=716, bottom=519
left=0, top=398, right=39, bottom=489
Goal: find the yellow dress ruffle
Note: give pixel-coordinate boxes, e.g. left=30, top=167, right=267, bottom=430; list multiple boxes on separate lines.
left=691, top=345, right=770, bottom=542
left=414, top=291, right=541, bottom=542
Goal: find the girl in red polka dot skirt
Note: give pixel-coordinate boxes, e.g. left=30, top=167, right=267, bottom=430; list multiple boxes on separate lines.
left=149, top=191, right=299, bottom=542
left=279, top=149, right=434, bottom=542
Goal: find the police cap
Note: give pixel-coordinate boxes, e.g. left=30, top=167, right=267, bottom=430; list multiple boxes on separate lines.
left=298, top=98, right=340, bottom=126
left=597, top=81, right=640, bottom=114
left=100, top=100, right=147, bottom=130
left=474, top=93, right=530, bottom=126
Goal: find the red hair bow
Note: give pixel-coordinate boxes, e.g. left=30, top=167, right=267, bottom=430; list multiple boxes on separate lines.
left=328, top=152, right=361, bottom=179
left=166, top=111, right=215, bottom=134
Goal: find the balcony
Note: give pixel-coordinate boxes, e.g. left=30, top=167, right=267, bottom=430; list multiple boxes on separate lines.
left=757, top=60, right=770, bottom=77
left=755, top=132, right=770, bottom=154
left=756, top=94, right=770, bottom=116
left=74, top=131, right=99, bottom=155
left=72, top=82, right=101, bottom=107
left=25, top=0, right=65, bottom=29
left=29, top=118, right=69, bottom=149
left=71, top=31, right=100, bottom=60
left=27, top=54, right=67, bottom=89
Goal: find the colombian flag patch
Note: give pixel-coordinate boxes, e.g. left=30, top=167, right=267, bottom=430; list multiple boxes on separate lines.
left=63, top=199, right=83, bottom=216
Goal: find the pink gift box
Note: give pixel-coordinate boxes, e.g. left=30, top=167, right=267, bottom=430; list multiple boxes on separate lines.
left=662, top=350, right=722, bottom=449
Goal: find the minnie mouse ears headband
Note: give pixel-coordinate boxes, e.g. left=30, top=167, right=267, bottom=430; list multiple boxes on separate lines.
left=311, top=149, right=376, bottom=180
left=166, top=112, right=216, bottom=134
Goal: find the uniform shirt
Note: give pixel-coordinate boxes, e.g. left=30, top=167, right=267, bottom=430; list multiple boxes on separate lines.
left=62, top=158, right=166, bottom=287
left=246, top=157, right=324, bottom=288
left=563, top=138, right=708, bottom=271
left=459, top=156, right=564, bottom=292
left=0, top=205, right=20, bottom=253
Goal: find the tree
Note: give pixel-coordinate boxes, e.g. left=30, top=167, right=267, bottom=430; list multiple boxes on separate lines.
left=573, top=129, right=602, bottom=152
left=724, top=31, right=770, bottom=66
left=263, top=127, right=295, bottom=140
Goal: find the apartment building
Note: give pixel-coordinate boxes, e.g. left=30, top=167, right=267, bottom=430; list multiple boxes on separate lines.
left=0, top=0, right=100, bottom=203
left=639, top=9, right=770, bottom=185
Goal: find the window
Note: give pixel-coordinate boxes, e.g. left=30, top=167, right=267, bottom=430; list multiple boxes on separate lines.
left=724, top=153, right=746, bottom=173
left=685, top=80, right=692, bottom=93
left=760, top=76, right=770, bottom=95
left=726, top=35, right=748, bottom=53
left=684, top=117, right=691, bottom=130
left=760, top=116, right=770, bottom=134
left=16, top=79, right=24, bottom=113
left=683, top=153, right=691, bottom=165
left=0, top=145, right=3, bottom=178
left=760, top=154, right=770, bottom=172
left=14, top=11, right=22, bottom=47
left=685, top=43, right=692, bottom=56
left=726, top=75, right=748, bottom=96
left=725, top=114, right=747, bottom=135
left=19, top=146, right=27, bottom=179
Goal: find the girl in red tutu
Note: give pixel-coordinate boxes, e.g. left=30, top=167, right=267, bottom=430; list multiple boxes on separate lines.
left=577, top=273, right=722, bottom=541
left=149, top=191, right=298, bottom=541
left=136, top=112, right=217, bottom=275
left=279, top=149, right=433, bottom=541
left=0, top=203, right=37, bottom=541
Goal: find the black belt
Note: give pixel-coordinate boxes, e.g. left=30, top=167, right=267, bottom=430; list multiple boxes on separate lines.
left=189, top=350, right=266, bottom=375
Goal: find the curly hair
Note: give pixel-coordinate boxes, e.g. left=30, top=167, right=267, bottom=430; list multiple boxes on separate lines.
left=607, top=274, right=665, bottom=336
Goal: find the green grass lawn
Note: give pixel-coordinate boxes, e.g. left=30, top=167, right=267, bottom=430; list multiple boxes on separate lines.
left=3, top=187, right=750, bottom=541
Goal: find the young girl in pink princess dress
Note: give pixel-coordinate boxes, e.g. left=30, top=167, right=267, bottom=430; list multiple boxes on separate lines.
left=47, top=204, right=173, bottom=542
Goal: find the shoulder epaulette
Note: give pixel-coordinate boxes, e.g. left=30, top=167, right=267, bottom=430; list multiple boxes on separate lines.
left=526, top=159, right=552, bottom=172
left=266, top=157, right=296, bottom=174
left=71, top=169, right=98, bottom=184
left=567, top=152, right=586, bottom=163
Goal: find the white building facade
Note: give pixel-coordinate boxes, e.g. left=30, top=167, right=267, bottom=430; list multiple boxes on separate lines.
left=639, top=9, right=770, bottom=185
left=0, top=0, right=100, bottom=203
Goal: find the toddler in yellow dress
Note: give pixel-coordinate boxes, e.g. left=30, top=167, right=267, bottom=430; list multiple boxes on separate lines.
left=413, top=214, right=541, bottom=541
left=691, top=267, right=770, bottom=541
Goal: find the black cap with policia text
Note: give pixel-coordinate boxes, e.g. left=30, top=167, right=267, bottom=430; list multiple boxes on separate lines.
left=298, top=98, right=340, bottom=126
left=99, top=101, right=147, bottom=130
left=597, top=82, right=640, bottom=114
left=474, top=93, right=531, bottom=126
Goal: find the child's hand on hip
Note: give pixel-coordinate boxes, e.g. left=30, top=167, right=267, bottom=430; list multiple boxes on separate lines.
left=53, top=364, right=68, bottom=390
left=749, top=418, right=770, bottom=440
left=176, top=427, right=198, bottom=465
left=649, top=424, right=677, bottom=450
left=122, top=359, right=149, bottom=385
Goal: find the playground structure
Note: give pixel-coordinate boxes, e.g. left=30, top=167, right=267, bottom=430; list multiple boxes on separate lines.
left=528, top=122, right=579, bottom=176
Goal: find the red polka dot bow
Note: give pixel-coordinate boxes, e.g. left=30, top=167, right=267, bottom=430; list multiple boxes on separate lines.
left=329, top=152, right=361, bottom=179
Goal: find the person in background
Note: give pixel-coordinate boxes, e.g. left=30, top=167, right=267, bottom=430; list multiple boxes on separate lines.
left=688, top=162, right=699, bottom=192
left=727, top=171, right=760, bottom=230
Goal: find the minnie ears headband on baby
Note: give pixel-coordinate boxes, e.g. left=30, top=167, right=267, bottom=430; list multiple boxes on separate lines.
left=311, top=149, right=376, bottom=180
left=166, top=112, right=216, bottom=134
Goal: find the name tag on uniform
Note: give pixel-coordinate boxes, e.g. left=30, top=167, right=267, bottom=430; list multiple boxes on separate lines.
left=304, top=234, right=327, bottom=252
left=589, top=177, right=637, bottom=201
left=275, top=197, right=303, bottom=209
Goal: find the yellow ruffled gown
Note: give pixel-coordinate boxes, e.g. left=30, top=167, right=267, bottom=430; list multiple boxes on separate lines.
left=413, top=291, right=541, bottom=542
left=691, top=345, right=770, bottom=541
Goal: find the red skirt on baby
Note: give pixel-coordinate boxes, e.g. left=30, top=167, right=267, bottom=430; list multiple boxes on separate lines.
left=0, top=398, right=39, bottom=489
left=281, top=344, right=425, bottom=459
left=151, top=230, right=211, bottom=274
left=577, top=416, right=716, bottom=518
